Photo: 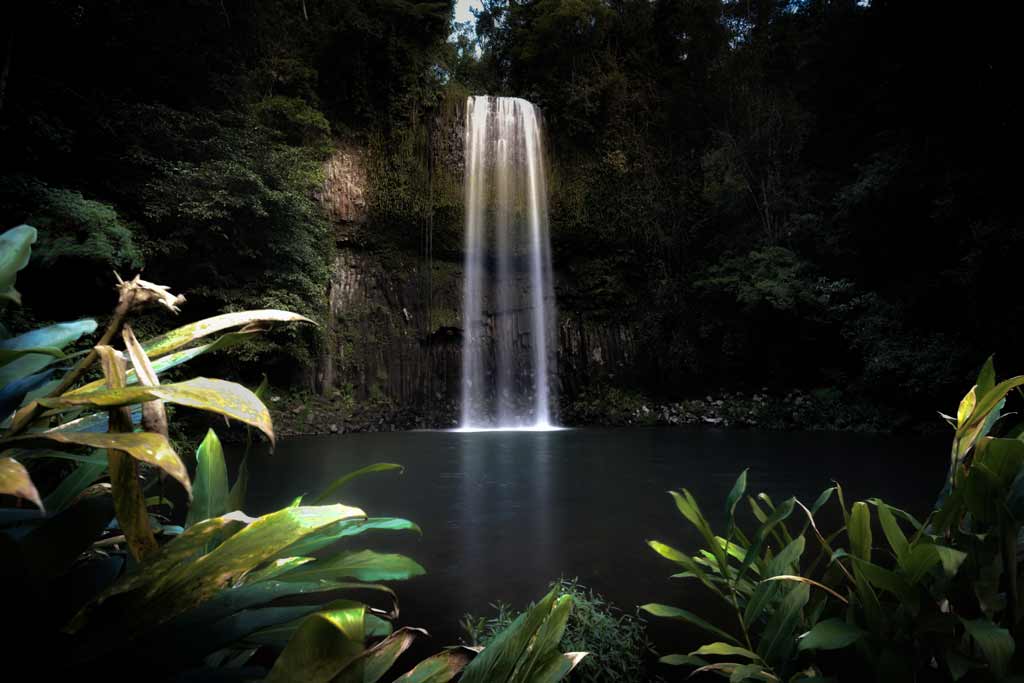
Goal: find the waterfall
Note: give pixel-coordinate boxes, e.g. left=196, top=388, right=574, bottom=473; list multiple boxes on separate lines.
left=460, top=96, right=558, bottom=430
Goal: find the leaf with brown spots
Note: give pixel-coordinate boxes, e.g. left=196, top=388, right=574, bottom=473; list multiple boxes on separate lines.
left=0, top=456, right=43, bottom=510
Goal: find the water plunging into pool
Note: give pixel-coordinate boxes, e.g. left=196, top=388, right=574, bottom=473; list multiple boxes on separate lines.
left=460, top=96, right=558, bottom=431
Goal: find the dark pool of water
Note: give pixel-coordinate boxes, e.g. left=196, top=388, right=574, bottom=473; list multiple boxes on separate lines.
left=245, top=426, right=946, bottom=652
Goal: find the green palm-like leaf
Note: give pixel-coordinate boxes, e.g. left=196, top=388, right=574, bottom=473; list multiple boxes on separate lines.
left=332, top=627, right=427, bottom=683
left=265, top=602, right=366, bottom=683
left=276, top=516, right=421, bottom=558
left=961, top=618, right=1015, bottom=680
left=0, top=319, right=97, bottom=386
left=39, top=377, right=274, bottom=445
left=0, top=224, right=37, bottom=304
left=2, top=430, right=190, bottom=496
left=393, top=649, right=474, bottom=683
left=312, top=463, right=405, bottom=504
left=187, top=429, right=229, bottom=528
left=276, top=549, right=425, bottom=583
left=797, top=618, right=865, bottom=652
left=641, top=603, right=739, bottom=645
left=141, top=310, right=314, bottom=359
left=67, top=331, right=257, bottom=396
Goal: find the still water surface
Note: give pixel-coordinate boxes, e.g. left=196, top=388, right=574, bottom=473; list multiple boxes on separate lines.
left=246, top=427, right=945, bottom=649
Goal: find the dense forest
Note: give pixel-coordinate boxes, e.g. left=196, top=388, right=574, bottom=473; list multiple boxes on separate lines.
left=1, top=0, right=1019, bottom=429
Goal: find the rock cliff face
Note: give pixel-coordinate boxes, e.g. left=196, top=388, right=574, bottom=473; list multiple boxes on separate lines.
left=312, top=131, right=640, bottom=425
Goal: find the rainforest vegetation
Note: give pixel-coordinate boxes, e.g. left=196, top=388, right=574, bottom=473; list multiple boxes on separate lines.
left=1, top=0, right=1018, bottom=427
left=1, top=1, right=1022, bottom=681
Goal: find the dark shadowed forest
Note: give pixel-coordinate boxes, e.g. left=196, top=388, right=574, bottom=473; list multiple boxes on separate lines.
left=3, top=3, right=1024, bottom=681
left=2, top=0, right=1019, bottom=430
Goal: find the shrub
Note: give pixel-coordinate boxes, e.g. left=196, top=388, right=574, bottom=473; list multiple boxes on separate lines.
left=462, top=578, right=656, bottom=683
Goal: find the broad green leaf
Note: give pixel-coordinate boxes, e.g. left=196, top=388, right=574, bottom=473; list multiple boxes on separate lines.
left=277, top=516, right=421, bottom=558
left=518, top=594, right=575, bottom=680
left=671, top=489, right=728, bottom=573
left=641, top=603, right=739, bottom=645
left=744, top=536, right=806, bottom=625
left=961, top=376, right=1024, bottom=437
left=157, top=505, right=365, bottom=604
left=312, top=463, right=405, bottom=504
left=691, top=642, right=761, bottom=661
left=797, top=618, right=865, bottom=651
left=265, top=603, right=366, bottom=683
left=2, top=430, right=190, bottom=496
left=242, top=602, right=392, bottom=649
left=957, top=386, right=977, bottom=428
left=739, top=497, right=796, bottom=583
left=648, top=539, right=690, bottom=565
left=141, top=310, right=314, bottom=359
left=848, top=502, right=871, bottom=561
left=241, top=556, right=314, bottom=584
left=393, top=649, right=474, bottom=683
left=460, top=590, right=557, bottom=683
left=961, top=618, right=1014, bottom=679
left=525, top=651, right=588, bottom=683
left=158, top=578, right=397, bottom=636
left=865, top=498, right=923, bottom=530
left=333, top=627, right=427, bottom=683
left=726, top=468, right=749, bottom=529
left=69, top=513, right=249, bottom=624
left=0, top=319, right=97, bottom=386
left=42, top=450, right=107, bottom=513
left=901, top=543, right=942, bottom=584
left=0, top=346, right=63, bottom=366
left=757, top=582, right=809, bottom=669
left=276, top=549, right=425, bottom=583
left=72, top=505, right=366, bottom=636
left=67, top=331, right=257, bottom=396
left=651, top=540, right=724, bottom=597
left=40, top=377, right=274, bottom=445
left=850, top=558, right=914, bottom=604
left=976, top=438, right=1024, bottom=487
left=186, top=429, right=229, bottom=528
left=0, top=224, right=36, bottom=304
left=875, top=502, right=908, bottom=564
left=964, top=463, right=1002, bottom=524
left=976, top=356, right=996, bottom=400
left=143, top=603, right=342, bottom=669
left=0, top=456, right=43, bottom=510
left=933, top=545, right=968, bottom=578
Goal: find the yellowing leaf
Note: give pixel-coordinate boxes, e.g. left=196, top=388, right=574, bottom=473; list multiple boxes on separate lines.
left=0, top=455, right=43, bottom=510
left=2, top=431, right=190, bottom=496
left=957, top=386, right=977, bottom=427
left=141, top=310, right=314, bottom=359
left=42, top=377, right=274, bottom=445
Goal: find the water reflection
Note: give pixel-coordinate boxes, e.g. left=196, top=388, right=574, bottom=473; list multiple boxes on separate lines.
left=245, top=427, right=944, bottom=647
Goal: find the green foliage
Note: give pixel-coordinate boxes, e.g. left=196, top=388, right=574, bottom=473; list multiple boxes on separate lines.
left=0, top=224, right=37, bottom=304
left=30, top=185, right=143, bottom=271
left=646, top=359, right=1024, bottom=681
left=565, top=382, right=653, bottom=427
left=254, top=96, right=332, bottom=146
left=695, top=247, right=812, bottom=313
left=0, top=226, right=433, bottom=679
left=462, top=578, right=653, bottom=683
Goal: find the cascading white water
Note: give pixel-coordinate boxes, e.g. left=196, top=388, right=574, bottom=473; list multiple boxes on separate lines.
left=460, top=96, right=558, bottom=430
